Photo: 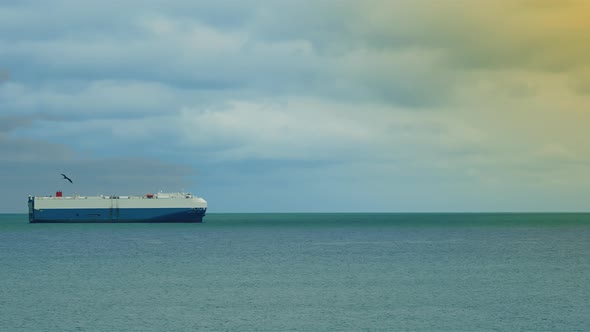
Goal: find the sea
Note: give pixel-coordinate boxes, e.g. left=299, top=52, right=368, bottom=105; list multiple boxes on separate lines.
left=0, top=213, right=588, bottom=331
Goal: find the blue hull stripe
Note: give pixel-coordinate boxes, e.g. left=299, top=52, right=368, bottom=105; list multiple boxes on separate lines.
left=30, top=208, right=206, bottom=223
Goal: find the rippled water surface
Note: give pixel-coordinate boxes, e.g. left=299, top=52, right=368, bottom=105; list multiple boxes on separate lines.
left=1, top=213, right=589, bottom=331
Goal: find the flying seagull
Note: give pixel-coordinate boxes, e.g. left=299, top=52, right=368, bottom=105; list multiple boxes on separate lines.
left=61, top=173, right=73, bottom=184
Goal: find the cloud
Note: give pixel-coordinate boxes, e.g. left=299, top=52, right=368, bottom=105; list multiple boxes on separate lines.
left=0, top=132, right=193, bottom=212
left=0, top=116, right=34, bottom=132
left=1, top=0, right=590, bottom=212
left=0, top=80, right=201, bottom=120
left=0, top=1, right=453, bottom=107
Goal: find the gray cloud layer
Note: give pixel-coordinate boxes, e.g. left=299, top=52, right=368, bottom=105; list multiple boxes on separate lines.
left=1, top=1, right=589, bottom=212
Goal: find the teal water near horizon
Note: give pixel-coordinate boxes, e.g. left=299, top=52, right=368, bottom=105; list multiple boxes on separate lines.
left=1, top=213, right=589, bottom=331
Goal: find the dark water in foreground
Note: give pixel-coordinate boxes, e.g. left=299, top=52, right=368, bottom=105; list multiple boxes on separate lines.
left=0, top=213, right=589, bottom=331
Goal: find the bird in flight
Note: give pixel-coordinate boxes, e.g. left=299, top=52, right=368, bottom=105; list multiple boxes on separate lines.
left=61, top=173, right=73, bottom=183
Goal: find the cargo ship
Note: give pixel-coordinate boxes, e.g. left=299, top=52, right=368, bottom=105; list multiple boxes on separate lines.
left=28, top=191, right=207, bottom=223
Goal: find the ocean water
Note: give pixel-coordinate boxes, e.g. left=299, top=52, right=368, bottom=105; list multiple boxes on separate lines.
left=0, top=213, right=588, bottom=331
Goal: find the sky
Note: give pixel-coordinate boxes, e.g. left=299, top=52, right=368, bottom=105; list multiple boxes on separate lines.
left=1, top=0, right=590, bottom=212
